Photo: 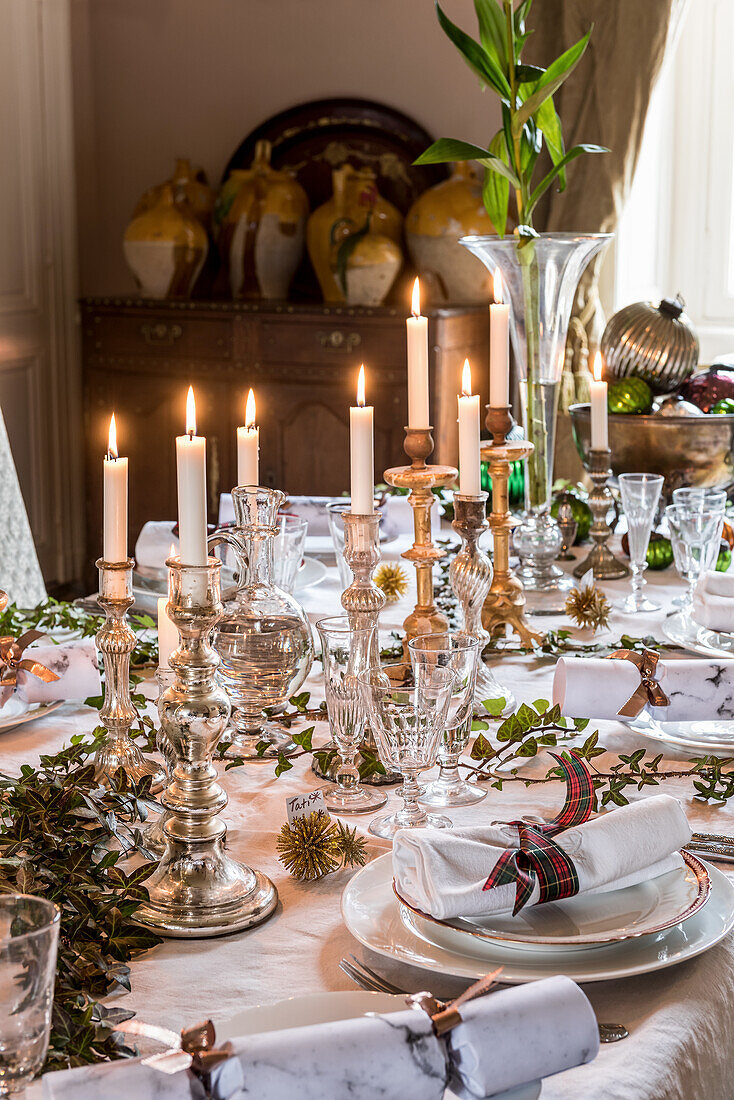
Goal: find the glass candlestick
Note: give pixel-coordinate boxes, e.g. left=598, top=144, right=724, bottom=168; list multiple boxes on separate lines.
left=450, top=493, right=514, bottom=713
left=134, top=556, right=278, bottom=937
left=573, top=449, right=630, bottom=581
left=94, top=558, right=166, bottom=792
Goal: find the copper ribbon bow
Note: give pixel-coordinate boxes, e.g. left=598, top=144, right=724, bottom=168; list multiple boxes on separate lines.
left=119, top=1018, right=231, bottom=1076
left=0, top=630, right=59, bottom=689
left=608, top=647, right=669, bottom=718
left=407, top=969, right=503, bottom=1036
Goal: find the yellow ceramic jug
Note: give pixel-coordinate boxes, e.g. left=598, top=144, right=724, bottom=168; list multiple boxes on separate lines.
left=307, top=166, right=403, bottom=303
left=123, top=183, right=208, bottom=299
left=134, top=158, right=214, bottom=231
left=217, top=141, right=309, bottom=300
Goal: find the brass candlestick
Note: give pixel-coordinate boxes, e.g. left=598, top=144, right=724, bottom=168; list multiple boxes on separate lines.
left=384, top=427, right=457, bottom=654
left=94, top=558, right=166, bottom=792
left=451, top=493, right=514, bottom=712
left=134, top=556, right=277, bottom=937
left=574, top=448, right=631, bottom=581
left=480, top=408, right=544, bottom=647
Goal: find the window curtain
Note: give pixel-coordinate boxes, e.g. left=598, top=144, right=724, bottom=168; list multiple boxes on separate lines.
left=526, top=0, right=689, bottom=347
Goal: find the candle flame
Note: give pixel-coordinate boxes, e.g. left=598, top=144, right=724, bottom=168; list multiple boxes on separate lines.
left=411, top=277, right=421, bottom=318
left=245, top=388, right=256, bottom=429
left=493, top=269, right=503, bottom=305
left=461, top=358, right=472, bottom=397
left=357, top=364, right=366, bottom=407
left=593, top=350, right=603, bottom=383
left=107, top=413, right=118, bottom=460
left=186, top=385, right=196, bottom=437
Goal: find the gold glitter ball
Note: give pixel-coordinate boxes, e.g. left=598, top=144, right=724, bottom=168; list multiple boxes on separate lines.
left=564, top=584, right=611, bottom=632
left=374, top=563, right=409, bottom=603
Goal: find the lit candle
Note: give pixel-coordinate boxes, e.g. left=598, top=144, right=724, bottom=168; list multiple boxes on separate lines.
left=350, top=365, right=374, bottom=515
left=176, top=386, right=208, bottom=566
left=103, top=413, right=128, bottom=563
left=489, top=270, right=510, bottom=407
left=590, top=351, right=609, bottom=450
left=157, top=545, right=178, bottom=669
left=458, top=359, right=481, bottom=497
left=407, top=277, right=430, bottom=428
left=237, top=388, right=259, bottom=486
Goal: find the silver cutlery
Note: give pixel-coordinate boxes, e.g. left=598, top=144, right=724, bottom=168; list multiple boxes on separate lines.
left=339, top=954, right=629, bottom=1043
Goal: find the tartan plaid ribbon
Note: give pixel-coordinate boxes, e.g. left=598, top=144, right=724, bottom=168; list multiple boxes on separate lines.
left=482, top=751, right=595, bottom=915
left=608, top=647, right=669, bottom=718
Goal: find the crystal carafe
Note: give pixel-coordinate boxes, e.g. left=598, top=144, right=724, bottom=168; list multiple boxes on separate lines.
left=210, top=486, right=314, bottom=760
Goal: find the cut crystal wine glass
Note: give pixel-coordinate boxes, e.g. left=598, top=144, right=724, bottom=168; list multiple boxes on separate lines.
left=665, top=504, right=723, bottom=616
left=618, top=473, right=664, bottom=613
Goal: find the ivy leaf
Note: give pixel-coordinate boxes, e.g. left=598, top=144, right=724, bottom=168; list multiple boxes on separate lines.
left=481, top=695, right=507, bottom=717
left=274, top=754, right=293, bottom=778
left=471, top=733, right=494, bottom=759
left=292, top=726, right=314, bottom=752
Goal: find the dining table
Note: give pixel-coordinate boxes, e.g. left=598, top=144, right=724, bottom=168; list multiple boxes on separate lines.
left=16, top=522, right=734, bottom=1100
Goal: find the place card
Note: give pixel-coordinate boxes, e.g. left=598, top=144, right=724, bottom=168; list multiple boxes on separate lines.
left=286, top=789, right=327, bottom=823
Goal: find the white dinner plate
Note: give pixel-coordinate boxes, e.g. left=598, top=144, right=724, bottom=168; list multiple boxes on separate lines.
left=294, top=555, right=327, bottom=592
left=628, top=709, right=734, bottom=753
left=219, top=990, right=540, bottom=1100
left=663, top=610, right=734, bottom=659
left=342, top=853, right=734, bottom=984
left=395, top=851, right=709, bottom=951
left=0, top=698, right=64, bottom=733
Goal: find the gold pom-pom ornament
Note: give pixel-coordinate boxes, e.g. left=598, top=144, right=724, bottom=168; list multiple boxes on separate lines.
left=277, top=811, right=368, bottom=881
left=564, top=583, right=611, bottom=632
left=374, top=563, right=409, bottom=603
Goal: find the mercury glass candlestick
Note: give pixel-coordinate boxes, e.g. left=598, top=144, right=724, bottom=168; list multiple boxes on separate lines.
left=143, top=667, right=176, bottom=856
left=134, top=556, right=278, bottom=937
left=450, top=493, right=514, bottom=712
left=480, top=408, right=544, bottom=648
left=573, top=449, right=631, bottom=580
left=384, top=427, right=457, bottom=659
left=94, top=558, right=166, bottom=791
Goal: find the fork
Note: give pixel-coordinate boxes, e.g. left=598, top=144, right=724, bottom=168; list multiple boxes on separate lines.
left=339, top=954, right=629, bottom=1043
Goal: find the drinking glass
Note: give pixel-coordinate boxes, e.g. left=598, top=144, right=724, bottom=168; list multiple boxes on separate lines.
left=326, top=498, right=389, bottom=590
left=669, top=489, right=727, bottom=606
left=272, top=515, right=308, bottom=594
left=358, top=663, right=455, bottom=840
left=407, top=632, right=485, bottom=808
left=0, top=895, right=59, bottom=1095
left=618, top=473, right=664, bottom=613
left=665, top=505, right=724, bottom=615
left=316, top=616, right=387, bottom=814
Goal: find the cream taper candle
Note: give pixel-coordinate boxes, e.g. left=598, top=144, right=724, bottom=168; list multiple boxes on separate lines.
left=237, top=388, right=259, bottom=486
left=407, top=277, right=430, bottom=428
left=350, top=364, right=374, bottom=515
left=176, top=386, right=208, bottom=566
left=489, top=270, right=510, bottom=408
left=103, top=413, right=128, bottom=563
left=458, top=359, right=481, bottom=497
left=590, top=351, right=609, bottom=450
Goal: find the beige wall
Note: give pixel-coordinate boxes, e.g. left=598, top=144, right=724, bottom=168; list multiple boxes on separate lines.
left=71, top=0, right=500, bottom=295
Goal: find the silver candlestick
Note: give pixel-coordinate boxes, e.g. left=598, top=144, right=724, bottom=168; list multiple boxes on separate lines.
left=94, top=558, right=166, bottom=792
left=450, top=494, right=514, bottom=713
left=340, top=511, right=386, bottom=663
left=573, top=449, right=631, bottom=580
left=134, top=556, right=278, bottom=937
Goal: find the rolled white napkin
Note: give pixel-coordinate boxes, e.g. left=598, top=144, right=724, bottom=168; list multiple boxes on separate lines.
left=553, top=654, right=734, bottom=721
left=692, top=569, right=734, bottom=633
left=41, top=1057, right=205, bottom=1099
left=393, top=794, right=691, bottom=920
left=13, top=639, right=100, bottom=706
left=134, top=521, right=179, bottom=572
left=448, top=976, right=599, bottom=1099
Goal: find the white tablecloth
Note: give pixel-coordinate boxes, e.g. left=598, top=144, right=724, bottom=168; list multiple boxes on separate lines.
left=14, top=530, right=734, bottom=1100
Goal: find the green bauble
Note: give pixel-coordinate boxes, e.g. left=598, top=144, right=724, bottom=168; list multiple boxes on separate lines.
left=481, top=459, right=525, bottom=507
left=712, top=398, right=734, bottom=415
left=647, top=532, right=674, bottom=570
left=607, top=377, right=654, bottom=414
left=551, top=492, right=593, bottom=543
left=716, top=540, right=732, bottom=572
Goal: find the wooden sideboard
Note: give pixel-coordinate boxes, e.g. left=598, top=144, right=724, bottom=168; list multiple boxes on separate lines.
left=80, top=298, right=489, bottom=561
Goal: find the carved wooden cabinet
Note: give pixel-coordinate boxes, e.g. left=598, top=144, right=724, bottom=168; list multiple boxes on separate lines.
left=81, top=298, right=489, bottom=560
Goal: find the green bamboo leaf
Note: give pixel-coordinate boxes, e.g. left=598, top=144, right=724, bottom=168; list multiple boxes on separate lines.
left=435, top=2, right=512, bottom=101
left=512, top=29, right=592, bottom=135
left=526, top=144, right=607, bottom=215
left=513, top=0, right=533, bottom=37
left=415, top=138, right=520, bottom=188
left=535, top=95, right=566, bottom=187
left=482, top=131, right=509, bottom=235
left=473, top=0, right=507, bottom=69
left=515, top=63, right=544, bottom=81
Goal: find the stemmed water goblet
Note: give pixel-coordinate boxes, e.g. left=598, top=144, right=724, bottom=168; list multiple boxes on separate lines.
left=669, top=488, right=727, bottom=606
left=315, top=616, right=387, bottom=814
left=407, top=632, right=485, bottom=808
left=358, top=663, right=455, bottom=840
left=665, top=504, right=724, bottom=618
left=618, top=473, right=664, bottom=613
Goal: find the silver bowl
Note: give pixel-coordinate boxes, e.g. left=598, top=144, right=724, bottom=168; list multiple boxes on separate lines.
left=569, top=403, right=734, bottom=496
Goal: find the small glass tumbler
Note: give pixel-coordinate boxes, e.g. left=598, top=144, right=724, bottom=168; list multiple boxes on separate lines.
left=665, top=504, right=724, bottom=616
left=358, top=663, right=455, bottom=840
left=408, top=632, right=485, bottom=808
left=0, top=895, right=59, bottom=1096
left=619, top=473, right=664, bottom=613
left=272, top=515, right=308, bottom=594
left=316, top=616, right=387, bottom=814
left=326, top=498, right=386, bottom=590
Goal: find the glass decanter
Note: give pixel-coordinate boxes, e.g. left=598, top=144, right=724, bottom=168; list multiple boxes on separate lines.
left=210, top=486, right=314, bottom=760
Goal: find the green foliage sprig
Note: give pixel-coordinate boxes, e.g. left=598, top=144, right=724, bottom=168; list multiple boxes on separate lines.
left=415, top=0, right=607, bottom=234
left=0, top=599, right=159, bottom=669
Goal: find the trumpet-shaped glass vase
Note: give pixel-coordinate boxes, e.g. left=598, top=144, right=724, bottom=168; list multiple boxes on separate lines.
left=210, top=486, right=314, bottom=760
left=461, top=233, right=611, bottom=608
